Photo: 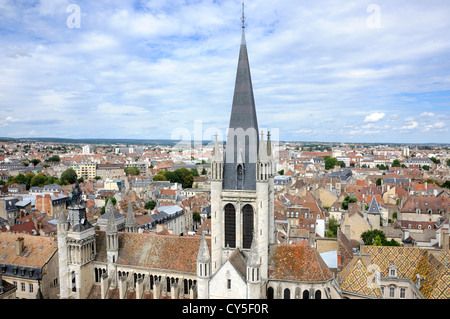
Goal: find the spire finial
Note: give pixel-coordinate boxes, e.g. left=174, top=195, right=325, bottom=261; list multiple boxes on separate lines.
left=241, top=1, right=246, bottom=29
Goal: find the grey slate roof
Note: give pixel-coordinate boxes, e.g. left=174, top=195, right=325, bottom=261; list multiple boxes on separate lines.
left=223, top=28, right=259, bottom=191
left=367, top=196, right=381, bottom=215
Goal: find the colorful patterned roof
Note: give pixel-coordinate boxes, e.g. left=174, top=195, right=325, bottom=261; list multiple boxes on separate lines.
left=340, top=258, right=383, bottom=298
left=362, top=245, right=450, bottom=299
left=362, top=245, right=427, bottom=278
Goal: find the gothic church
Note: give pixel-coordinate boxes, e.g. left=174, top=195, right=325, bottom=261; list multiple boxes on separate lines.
left=56, top=10, right=342, bottom=300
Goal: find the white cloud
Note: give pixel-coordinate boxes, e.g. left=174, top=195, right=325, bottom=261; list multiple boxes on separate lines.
left=401, top=121, right=419, bottom=130
left=0, top=1, right=450, bottom=143
left=364, top=112, right=386, bottom=123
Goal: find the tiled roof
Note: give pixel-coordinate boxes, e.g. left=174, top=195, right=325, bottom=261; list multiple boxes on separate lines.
left=362, top=245, right=450, bottom=299
left=362, top=245, right=427, bottom=279
left=412, top=250, right=450, bottom=299
left=268, top=243, right=333, bottom=282
left=340, top=258, right=383, bottom=298
left=94, top=231, right=209, bottom=274
left=0, top=232, right=57, bottom=268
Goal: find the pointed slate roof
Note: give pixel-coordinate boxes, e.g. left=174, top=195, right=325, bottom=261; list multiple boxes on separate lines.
left=223, top=25, right=259, bottom=190
left=367, top=196, right=381, bottom=215
left=228, top=29, right=259, bottom=137
left=247, top=234, right=260, bottom=267
left=125, top=203, right=136, bottom=228
left=106, top=200, right=118, bottom=233
left=197, top=233, right=211, bottom=263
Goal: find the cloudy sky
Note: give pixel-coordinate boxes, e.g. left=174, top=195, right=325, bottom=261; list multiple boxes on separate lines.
left=0, top=0, right=449, bottom=144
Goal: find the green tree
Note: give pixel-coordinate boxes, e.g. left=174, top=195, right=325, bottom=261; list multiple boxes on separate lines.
left=278, top=169, right=284, bottom=175
left=193, top=211, right=201, bottom=228
left=190, top=168, right=199, bottom=177
left=325, top=217, right=339, bottom=238
left=447, top=159, right=450, bottom=167
left=45, top=155, right=61, bottom=162
left=324, top=157, right=338, bottom=170
left=61, top=168, right=78, bottom=184
left=376, top=178, right=383, bottom=186
left=430, top=157, right=440, bottom=164
left=361, top=229, right=401, bottom=246
left=145, top=200, right=156, bottom=210
left=124, top=167, right=140, bottom=176
left=201, top=168, right=207, bottom=175
left=30, top=159, right=41, bottom=166
left=30, top=173, right=49, bottom=187
left=374, top=235, right=383, bottom=246
left=341, top=196, right=357, bottom=210
left=440, top=181, right=450, bottom=189
left=391, top=159, right=401, bottom=167
left=152, top=173, right=168, bottom=181
left=24, top=172, right=35, bottom=190
left=13, top=173, right=26, bottom=185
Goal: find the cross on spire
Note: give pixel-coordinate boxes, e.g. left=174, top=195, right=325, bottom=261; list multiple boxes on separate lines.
left=241, top=1, right=246, bottom=29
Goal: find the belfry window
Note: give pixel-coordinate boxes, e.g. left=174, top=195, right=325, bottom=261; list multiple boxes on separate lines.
left=242, top=204, right=254, bottom=249
left=224, top=204, right=236, bottom=248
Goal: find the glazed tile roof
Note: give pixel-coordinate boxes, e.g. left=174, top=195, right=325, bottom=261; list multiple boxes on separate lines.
left=362, top=245, right=427, bottom=279
left=362, top=245, right=450, bottom=299
left=268, top=243, right=333, bottom=282
left=412, top=250, right=450, bottom=299
left=95, top=231, right=209, bottom=274
left=340, top=258, right=383, bottom=298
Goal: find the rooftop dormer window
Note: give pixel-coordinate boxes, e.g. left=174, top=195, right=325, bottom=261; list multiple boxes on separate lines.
left=388, top=265, right=398, bottom=278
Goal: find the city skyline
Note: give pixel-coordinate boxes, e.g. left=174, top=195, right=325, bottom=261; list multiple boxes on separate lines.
left=1, top=0, right=449, bottom=144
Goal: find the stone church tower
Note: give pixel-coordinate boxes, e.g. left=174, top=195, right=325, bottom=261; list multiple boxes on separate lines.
left=57, top=181, right=96, bottom=299
left=198, top=5, right=276, bottom=299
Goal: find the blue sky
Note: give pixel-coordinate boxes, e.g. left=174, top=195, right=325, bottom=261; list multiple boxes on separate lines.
left=0, top=0, right=449, bottom=144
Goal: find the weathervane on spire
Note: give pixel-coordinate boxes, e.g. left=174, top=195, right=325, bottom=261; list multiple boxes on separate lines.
left=241, top=0, right=246, bottom=29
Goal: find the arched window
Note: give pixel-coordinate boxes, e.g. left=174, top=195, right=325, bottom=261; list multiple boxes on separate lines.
left=267, top=287, right=274, bottom=299
left=225, top=204, right=236, bottom=248
left=242, top=204, right=254, bottom=249
left=303, top=290, right=309, bottom=299
left=284, top=288, right=291, bottom=299
left=315, top=290, right=322, bottom=299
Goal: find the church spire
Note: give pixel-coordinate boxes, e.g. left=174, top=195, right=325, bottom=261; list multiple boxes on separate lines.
left=223, top=2, right=259, bottom=191
left=125, top=202, right=137, bottom=233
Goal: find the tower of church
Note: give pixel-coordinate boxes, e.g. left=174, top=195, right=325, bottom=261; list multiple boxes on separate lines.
left=57, top=181, right=96, bottom=299
left=204, top=3, right=276, bottom=299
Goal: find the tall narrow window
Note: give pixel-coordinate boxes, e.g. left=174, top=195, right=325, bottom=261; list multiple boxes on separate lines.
left=237, top=165, right=243, bottom=190
left=242, top=204, right=254, bottom=249
left=224, top=204, right=236, bottom=248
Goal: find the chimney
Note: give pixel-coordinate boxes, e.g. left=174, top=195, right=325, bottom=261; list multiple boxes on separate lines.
left=337, top=251, right=342, bottom=270
left=16, top=237, right=24, bottom=256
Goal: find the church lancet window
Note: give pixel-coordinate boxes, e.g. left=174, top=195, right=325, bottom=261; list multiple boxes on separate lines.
left=242, top=204, right=254, bottom=249
left=237, top=164, right=243, bottom=190
left=224, top=204, right=236, bottom=248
